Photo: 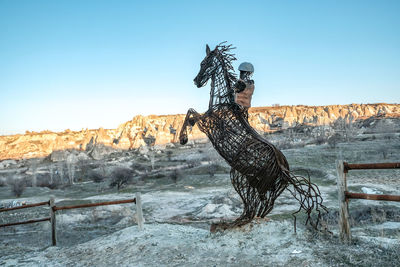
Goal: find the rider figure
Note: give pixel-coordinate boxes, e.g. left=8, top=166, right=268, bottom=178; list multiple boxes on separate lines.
left=234, top=62, right=254, bottom=118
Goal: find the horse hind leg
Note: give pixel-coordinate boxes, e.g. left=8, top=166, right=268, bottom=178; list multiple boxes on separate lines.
left=211, top=169, right=259, bottom=232
left=255, top=172, right=290, bottom=218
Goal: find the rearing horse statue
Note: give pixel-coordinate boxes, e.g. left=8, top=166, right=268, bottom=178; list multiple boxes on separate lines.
left=179, top=43, right=326, bottom=231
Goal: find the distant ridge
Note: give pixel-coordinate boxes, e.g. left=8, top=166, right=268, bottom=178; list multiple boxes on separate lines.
left=0, top=103, right=399, bottom=160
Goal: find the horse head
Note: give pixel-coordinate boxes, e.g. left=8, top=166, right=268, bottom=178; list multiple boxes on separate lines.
left=193, top=44, right=218, bottom=88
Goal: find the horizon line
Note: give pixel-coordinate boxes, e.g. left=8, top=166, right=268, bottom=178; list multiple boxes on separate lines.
left=1, top=102, right=398, bottom=137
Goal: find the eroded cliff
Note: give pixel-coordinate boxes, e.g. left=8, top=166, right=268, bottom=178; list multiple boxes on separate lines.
left=0, top=103, right=399, bottom=160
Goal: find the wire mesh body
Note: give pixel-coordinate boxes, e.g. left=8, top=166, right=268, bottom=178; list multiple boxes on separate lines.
left=180, top=43, right=326, bottom=230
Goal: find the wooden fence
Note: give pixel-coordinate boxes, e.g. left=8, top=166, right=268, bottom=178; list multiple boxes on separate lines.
left=0, top=192, right=144, bottom=246
left=337, top=160, right=400, bottom=242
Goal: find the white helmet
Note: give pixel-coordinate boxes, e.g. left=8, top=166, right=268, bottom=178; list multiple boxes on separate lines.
left=238, top=62, right=254, bottom=72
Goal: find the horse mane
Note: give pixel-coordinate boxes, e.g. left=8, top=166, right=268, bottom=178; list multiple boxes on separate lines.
left=211, top=42, right=238, bottom=106
left=214, top=42, right=237, bottom=86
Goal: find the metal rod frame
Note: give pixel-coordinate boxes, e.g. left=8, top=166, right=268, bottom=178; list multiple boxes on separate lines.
left=179, top=43, right=326, bottom=231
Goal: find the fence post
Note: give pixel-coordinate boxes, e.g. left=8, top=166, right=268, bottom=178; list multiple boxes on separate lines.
left=136, top=192, right=144, bottom=231
left=50, top=196, right=57, bottom=246
left=337, top=160, right=351, bottom=242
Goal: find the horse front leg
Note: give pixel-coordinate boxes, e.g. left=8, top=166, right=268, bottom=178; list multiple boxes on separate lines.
left=179, top=108, right=202, bottom=145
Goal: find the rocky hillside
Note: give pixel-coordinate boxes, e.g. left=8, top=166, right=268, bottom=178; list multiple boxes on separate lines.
left=0, top=103, right=399, bottom=160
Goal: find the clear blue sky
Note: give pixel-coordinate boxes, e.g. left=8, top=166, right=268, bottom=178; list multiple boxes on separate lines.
left=1, top=0, right=399, bottom=135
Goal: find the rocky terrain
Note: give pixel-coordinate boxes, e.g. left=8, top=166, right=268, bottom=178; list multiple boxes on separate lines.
left=0, top=103, right=399, bottom=266
left=1, top=103, right=399, bottom=160
left=0, top=128, right=399, bottom=266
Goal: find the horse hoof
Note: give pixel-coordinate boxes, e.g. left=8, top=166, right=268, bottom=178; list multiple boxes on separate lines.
left=210, top=223, right=225, bottom=233
left=210, top=223, right=217, bottom=233
left=210, top=222, right=229, bottom=233
left=180, top=136, right=188, bottom=145
left=188, top=118, right=196, bottom=126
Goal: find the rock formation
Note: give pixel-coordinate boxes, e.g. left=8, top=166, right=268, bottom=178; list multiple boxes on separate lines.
left=0, top=103, right=399, bottom=160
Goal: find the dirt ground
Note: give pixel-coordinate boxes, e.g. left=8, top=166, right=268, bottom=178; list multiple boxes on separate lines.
left=1, top=121, right=400, bottom=266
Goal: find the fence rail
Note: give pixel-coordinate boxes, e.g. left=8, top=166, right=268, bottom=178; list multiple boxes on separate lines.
left=344, top=162, right=400, bottom=172
left=345, top=191, right=400, bottom=202
left=337, top=160, right=400, bottom=242
left=53, top=198, right=136, bottom=211
left=0, top=201, right=50, bottom=212
left=0, top=193, right=144, bottom=246
left=0, top=217, right=50, bottom=228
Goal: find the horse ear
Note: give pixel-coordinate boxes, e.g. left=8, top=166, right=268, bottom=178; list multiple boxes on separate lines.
left=206, top=44, right=211, bottom=55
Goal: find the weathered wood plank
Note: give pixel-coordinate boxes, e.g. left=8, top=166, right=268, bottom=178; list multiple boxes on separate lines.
left=337, top=160, right=351, bottom=242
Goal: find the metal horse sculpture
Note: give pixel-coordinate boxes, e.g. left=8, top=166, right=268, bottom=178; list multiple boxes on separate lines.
left=179, top=43, right=326, bottom=231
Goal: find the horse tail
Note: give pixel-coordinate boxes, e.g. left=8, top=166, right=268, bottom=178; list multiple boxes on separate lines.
left=283, top=170, right=328, bottom=232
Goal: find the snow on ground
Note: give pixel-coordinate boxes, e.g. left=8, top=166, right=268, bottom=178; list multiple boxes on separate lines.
left=83, top=185, right=241, bottom=223
left=197, top=203, right=237, bottom=218
left=361, top=186, right=382, bottom=195
left=0, top=221, right=320, bottom=266
left=1, top=138, right=400, bottom=266
left=3, top=219, right=399, bottom=267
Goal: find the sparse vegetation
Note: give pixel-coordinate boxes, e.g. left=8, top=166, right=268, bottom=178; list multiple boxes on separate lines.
left=169, top=169, right=180, bottom=183
left=207, top=163, right=218, bottom=177
left=66, top=154, right=78, bottom=184
left=57, top=161, right=66, bottom=184
left=109, top=168, right=134, bottom=190
left=377, top=146, right=388, bottom=159
left=327, top=133, right=341, bottom=148
left=0, top=176, right=6, bottom=187
left=0, top=114, right=399, bottom=265
left=88, top=170, right=105, bottom=183
left=166, top=150, right=173, bottom=161
left=275, top=141, right=295, bottom=150
left=186, top=159, right=202, bottom=168
left=149, top=152, right=155, bottom=170
left=332, top=117, right=356, bottom=142
left=131, top=162, right=148, bottom=172
left=315, top=135, right=326, bottom=145
left=10, top=178, right=26, bottom=197
left=37, top=175, right=61, bottom=189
